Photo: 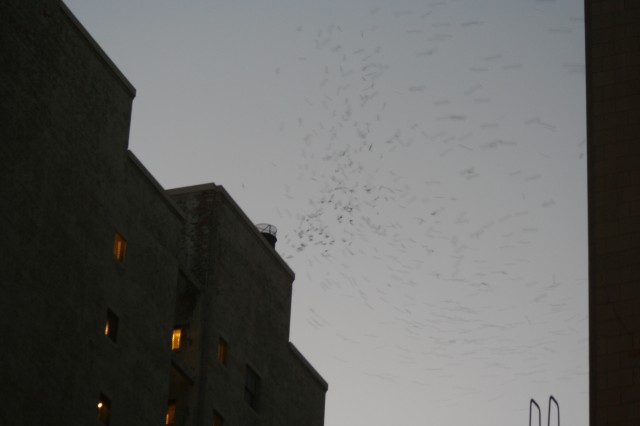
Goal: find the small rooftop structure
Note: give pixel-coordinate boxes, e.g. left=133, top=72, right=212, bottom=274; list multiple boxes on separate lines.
left=256, top=223, right=277, bottom=247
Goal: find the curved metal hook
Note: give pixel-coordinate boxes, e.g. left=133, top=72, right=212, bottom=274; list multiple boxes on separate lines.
left=530, top=399, right=541, bottom=426
left=548, top=395, right=559, bottom=426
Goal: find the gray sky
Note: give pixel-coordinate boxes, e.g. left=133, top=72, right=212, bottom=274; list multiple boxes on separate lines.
left=65, top=0, right=587, bottom=425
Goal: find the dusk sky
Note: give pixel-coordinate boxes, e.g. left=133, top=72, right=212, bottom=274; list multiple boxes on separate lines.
left=65, top=0, right=588, bottom=425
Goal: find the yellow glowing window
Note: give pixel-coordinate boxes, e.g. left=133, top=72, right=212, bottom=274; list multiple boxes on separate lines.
left=104, top=309, right=118, bottom=342
left=213, top=410, right=224, bottom=426
left=216, top=337, right=228, bottom=365
left=97, top=394, right=111, bottom=424
left=113, top=232, right=127, bottom=262
left=166, top=400, right=176, bottom=425
left=171, top=328, right=182, bottom=350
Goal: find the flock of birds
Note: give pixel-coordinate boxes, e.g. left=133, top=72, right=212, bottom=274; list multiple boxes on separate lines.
left=250, top=2, right=587, bottom=425
left=61, top=0, right=587, bottom=423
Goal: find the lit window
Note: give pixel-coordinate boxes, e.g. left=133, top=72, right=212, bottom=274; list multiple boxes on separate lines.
left=244, top=366, right=260, bottom=411
left=97, top=394, right=111, bottom=425
left=213, top=410, right=224, bottom=426
left=216, top=337, right=227, bottom=365
left=104, top=309, right=118, bottom=342
left=113, top=232, right=127, bottom=262
left=171, top=328, right=182, bottom=350
left=166, top=400, right=176, bottom=425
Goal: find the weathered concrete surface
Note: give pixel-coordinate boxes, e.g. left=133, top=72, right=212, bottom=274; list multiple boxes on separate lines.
left=169, top=185, right=327, bottom=426
left=0, top=1, right=183, bottom=425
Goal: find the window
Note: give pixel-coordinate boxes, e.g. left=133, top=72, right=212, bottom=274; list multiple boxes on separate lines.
left=171, top=327, right=182, bottom=350
left=104, top=309, right=118, bottom=342
left=166, top=400, right=176, bottom=425
left=212, top=410, right=224, bottom=426
left=216, top=337, right=228, bottom=365
left=113, top=232, right=127, bottom=262
left=97, top=394, right=111, bottom=425
left=244, top=365, right=260, bottom=411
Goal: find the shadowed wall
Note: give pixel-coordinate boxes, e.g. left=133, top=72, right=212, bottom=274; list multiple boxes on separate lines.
left=586, top=1, right=640, bottom=424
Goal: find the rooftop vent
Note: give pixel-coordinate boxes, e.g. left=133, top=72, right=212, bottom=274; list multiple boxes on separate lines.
left=256, top=223, right=277, bottom=248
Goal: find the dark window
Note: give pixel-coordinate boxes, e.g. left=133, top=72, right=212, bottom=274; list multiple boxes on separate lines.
left=244, top=365, right=260, bottom=411
left=104, top=309, right=118, bottom=342
left=213, top=410, right=224, bottom=426
left=97, top=394, right=111, bottom=425
left=216, top=337, right=228, bottom=365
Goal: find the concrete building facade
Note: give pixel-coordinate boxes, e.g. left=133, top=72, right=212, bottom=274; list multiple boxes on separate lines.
left=585, top=0, right=640, bottom=425
left=0, top=1, right=327, bottom=425
left=167, top=185, right=327, bottom=426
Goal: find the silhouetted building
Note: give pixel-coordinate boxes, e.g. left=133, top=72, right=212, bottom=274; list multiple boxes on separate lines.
left=166, top=185, right=327, bottom=426
left=0, top=1, right=327, bottom=425
left=585, top=1, right=640, bottom=425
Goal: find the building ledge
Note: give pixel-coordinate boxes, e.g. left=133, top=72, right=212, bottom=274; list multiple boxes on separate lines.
left=127, top=151, right=185, bottom=221
left=289, top=342, right=328, bottom=391
left=179, top=265, right=203, bottom=293
left=60, top=1, right=136, bottom=97
left=171, top=352, right=196, bottom=384
left=166, top=183, right=295, bottom=279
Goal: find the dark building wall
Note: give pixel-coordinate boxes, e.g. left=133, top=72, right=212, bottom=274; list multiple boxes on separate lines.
left=169, top=184, right=327, bottom=426
left=586, top=1, right=640, bottom=425
left=282, top=343, right=328, bottom=426
left=1, top=2, right=326, bottom=425
left=0, top=1, right=183, bottom=425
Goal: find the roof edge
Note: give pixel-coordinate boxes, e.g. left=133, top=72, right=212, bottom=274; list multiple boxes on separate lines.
left=127, top=151, right=185, bottom=221
left=60, top=1, right=136, bottom=97
left=289, top=342, right=329, bottom=391
left=166, top=182, right=218, bottom=197
left=166, top=183, right=295, bottom=279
